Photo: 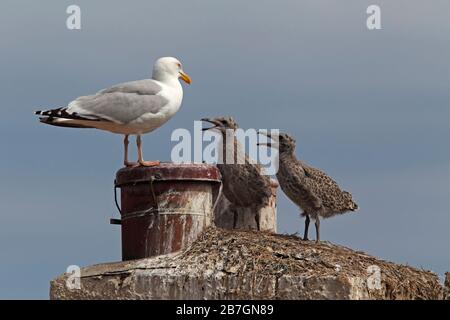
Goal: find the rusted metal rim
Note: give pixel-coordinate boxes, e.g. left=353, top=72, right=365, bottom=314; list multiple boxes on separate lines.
left=113, top=163, right=223, bottom=219
left=115, top=177, right=222, bottom=188
left=115, top=163, right=222, bottom=187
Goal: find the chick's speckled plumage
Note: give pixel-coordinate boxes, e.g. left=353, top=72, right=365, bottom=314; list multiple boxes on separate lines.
left=202, top=117, right=272, bottom=209
left=278, top=156, right=357, bottom=218
left=262, top=132, right=358, bottom=241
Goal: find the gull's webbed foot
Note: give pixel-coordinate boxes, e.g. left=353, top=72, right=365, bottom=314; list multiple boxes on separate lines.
left=124, top=161, right=139, bottom=168
left=138, top=160, right=161, bottom=167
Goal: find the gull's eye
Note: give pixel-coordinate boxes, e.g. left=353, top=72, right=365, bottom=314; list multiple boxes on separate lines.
left=177, top=63, right=181, bottom=68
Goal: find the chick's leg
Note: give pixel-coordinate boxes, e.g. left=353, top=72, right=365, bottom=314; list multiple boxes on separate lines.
left=315, top=216, right=321, bottom=243
left=303, top=213, right=310, bottom=241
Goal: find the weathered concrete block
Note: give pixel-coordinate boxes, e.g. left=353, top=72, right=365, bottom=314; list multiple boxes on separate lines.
left=214, top=180, right=278, bottom=232
left=50, top=228, right=443, bottom=300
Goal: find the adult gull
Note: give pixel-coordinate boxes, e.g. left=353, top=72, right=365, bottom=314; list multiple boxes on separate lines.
left=35, top=56, right=191, bottom=167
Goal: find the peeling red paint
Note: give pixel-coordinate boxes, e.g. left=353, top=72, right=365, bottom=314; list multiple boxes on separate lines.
left=115, top=163, right=221, bottom=261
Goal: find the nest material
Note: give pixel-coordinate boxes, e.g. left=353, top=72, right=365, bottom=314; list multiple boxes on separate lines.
left=180, top=227, right=443, bottom=300
left=445, top=272, right=450, bottom=300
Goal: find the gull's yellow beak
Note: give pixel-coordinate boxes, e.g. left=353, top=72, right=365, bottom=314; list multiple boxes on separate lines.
left=179, top=71, right=192, bottom=85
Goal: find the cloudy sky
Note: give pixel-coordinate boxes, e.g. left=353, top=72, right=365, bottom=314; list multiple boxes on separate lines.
left=0, top=0, right=449, bottom=298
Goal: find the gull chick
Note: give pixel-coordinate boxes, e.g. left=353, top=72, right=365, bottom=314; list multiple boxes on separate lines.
left=202, top=117, right=273, bottom=229
left=35, top=57, right=191, bottom=167
left=258, top=131, right=358, bottom=242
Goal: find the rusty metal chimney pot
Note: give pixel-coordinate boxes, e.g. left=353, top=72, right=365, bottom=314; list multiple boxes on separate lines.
left=115, top=163, right=221, bottom=261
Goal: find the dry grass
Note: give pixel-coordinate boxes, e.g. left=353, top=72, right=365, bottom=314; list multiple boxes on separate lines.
left=180, top=227, right=443, bottom=300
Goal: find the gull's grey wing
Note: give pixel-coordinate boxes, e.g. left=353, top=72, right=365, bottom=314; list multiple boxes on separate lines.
left=98, top=79, right=163, bottom=95
left=66, top=79, right=168, bottom=124
left=302, top=164, right=349, bottom=211
left=282, top=162, right=323, bottom=210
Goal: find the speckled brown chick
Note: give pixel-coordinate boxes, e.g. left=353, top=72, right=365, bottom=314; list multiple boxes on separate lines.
left=258, top=131, right=358, bottom=242
left=202, top=117, right=273, bottom=229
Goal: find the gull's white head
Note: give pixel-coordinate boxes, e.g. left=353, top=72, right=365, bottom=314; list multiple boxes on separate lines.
left=152, top=57, right=191, bottom=85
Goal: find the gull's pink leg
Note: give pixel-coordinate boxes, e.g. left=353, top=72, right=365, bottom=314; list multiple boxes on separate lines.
left=136, top=135, right=160, bottom=167
left=123, top=135, right=138, bottom=167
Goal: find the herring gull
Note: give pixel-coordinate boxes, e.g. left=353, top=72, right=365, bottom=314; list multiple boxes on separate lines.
left=35, top=56, right=191, bottom=167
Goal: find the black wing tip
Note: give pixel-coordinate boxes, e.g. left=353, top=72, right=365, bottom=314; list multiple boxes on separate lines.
left=35, top=109, right=54, bottom=116
left=35, top=107, right=63, bottom=117
left=35, top=107, right=106, bottom=123
left=37, top=116, right=93, bottom=129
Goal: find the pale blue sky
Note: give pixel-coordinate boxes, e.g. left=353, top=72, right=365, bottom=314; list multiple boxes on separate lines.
left=0, top=0, right=449, bottom=298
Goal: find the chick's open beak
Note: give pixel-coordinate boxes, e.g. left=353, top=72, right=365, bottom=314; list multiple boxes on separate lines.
left=179, top=71, right=192, bottom=84
left=257, top=130, right=277, bottom=148
left=201, top=118, right=221, bottom=131
left=258, top=130, right=272, bottom=139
